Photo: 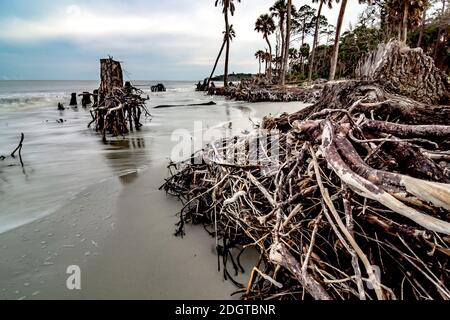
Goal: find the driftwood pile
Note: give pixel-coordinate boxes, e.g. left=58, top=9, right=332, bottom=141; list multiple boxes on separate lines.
left=88, top=58, right=151, bottom=141
left=209, top=77, right=321, bottom=103
left=162, top=42, right=450, bottom=300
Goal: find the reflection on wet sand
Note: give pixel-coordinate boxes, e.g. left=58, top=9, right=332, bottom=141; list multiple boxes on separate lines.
left=102, top=136, right=151, bottom=185
left=119, top=171, right=139, bottom=185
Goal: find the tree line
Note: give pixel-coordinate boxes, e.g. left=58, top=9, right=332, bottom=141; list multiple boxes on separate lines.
left=208, top=0, right=449, bottom=87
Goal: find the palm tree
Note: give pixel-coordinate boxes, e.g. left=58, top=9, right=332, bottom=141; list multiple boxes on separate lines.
left=294, top=5, right=316, bottom=75
left=262, top=50, right=268, bottom=74
left=215, top=0, right=241, bottom=88
left=255, top=14, right=276, bottom=79
left=255, top=50, right=265, bottom=74
left=288, top=48, right=299, bottom=60
left=207, top=26, right=236, bottom=86
left=434, top=0, right=447, bottom=59
left=385, top=0, right=427, bottom=43
left=417, top=1, right=431, bottom=48
left=308, top=0, right=336, bottom=82
left=328, top=0, right=348, bottom=81
left=282, top=0, right=293, bottom=86
left=270, top=0, right=288, bottom=82
left=294, top=5, right=316, bottom=47
left=329, top=0, right=370, bottom=80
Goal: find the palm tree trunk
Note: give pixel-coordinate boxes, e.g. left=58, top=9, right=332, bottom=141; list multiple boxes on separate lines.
left=265, top=56, right=268, bottom=75
left=265, top=36, right=273, bottom=79
left=401, top=1, right=409, bottom=43
left=275, top=36, right=279, bottom=74
left=207, top=39, right=227, bottom=86
left=417, top=7, right=427, bottom=48
left=224, top=9, right=230, bottom=88
left=258, top=57, right=261, bottom=74
left=282, top=0, right=292, bottom=86
left=300, top=24, right=306, bottom=75
left=434, top=0, right=447, bottom=60
left=308, top=0, right=324, bottom=82
left=279, top=18, right=286, bottom=83
left=329, top=0, right=348, bottom=81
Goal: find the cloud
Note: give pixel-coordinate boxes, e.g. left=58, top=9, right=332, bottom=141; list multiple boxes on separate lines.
left=0, top=0, right=367, bottom=79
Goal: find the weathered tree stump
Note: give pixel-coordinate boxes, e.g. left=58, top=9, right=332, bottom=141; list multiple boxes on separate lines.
left=151, top=83, right=166, bottom=92
left=69, top=93, right=77, bottom=106
left=99, top=58, right=124, bottom=99
left=356, top=40, right=450, bottom=105
left=81, top=92, right=92, bottom=107
left=88, top=57, right=150, bottom=141
left=92, top=89, right=99, bottom=105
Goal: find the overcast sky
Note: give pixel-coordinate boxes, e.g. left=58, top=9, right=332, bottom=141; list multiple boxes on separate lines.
left=0, top=0, right=367, bottom=80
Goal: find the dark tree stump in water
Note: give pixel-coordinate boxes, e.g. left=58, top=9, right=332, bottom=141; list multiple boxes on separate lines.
left=69, top=93, right=77, bottom=106
left=99, top=58, right=124, bottom=102
left=151, top=83, right=166, bottom=92
left=89, top=57, right=150, bottom=142
left=81, top=92, right=92, bottom=107
left=93, top=89, right=99, bottom=105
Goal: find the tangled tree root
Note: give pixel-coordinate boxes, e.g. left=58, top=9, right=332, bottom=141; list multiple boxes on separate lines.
left=1, top=133, right=25, bottom=167
left=88, top=58, right=151, bottom=142
left=162, top=78, right=450, bottom=300
left=209, top=80, right=321, bottom=103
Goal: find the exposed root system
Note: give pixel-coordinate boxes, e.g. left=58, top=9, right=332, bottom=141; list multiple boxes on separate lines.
left=88, top=58, right=151, bottom=141
left=162, top=81, right=450, bottom=300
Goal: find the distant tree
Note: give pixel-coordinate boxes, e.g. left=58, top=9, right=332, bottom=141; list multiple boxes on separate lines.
left=255, top=14, right=276, bottom=78
left=329, top=0, right=371, bottom=81
left=255, top=50, right=265, bottom=74
left=308, top=0, right=337, bottom=82
left=434, top=0, right=448, bottom=59
left=283, top=0, right=293, bottom=85
left=270, top=0, right=288, bottom=82
left=215, top=0, right=241, bottom=88
left=264, top=50, right=272, bottom=74
left=293, top=5, right=316, bottom=47
left=208, top=25, right=236, bottom=86
left=337, top=21, right=382, bottom=77
left=289, top=47, right=299, bottom=60
left=385, top=0, right=427, bottom=42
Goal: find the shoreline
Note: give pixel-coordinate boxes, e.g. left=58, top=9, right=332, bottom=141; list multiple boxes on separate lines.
left=0, top=165, right=258, bottom=300
left=0, top=100, right=307, bottom=300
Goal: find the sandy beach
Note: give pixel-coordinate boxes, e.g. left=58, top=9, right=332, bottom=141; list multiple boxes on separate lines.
left=0, top=97, right=306, bottom=300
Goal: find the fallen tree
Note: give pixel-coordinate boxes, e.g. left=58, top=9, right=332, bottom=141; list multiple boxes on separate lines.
left=162, top=42, right=450, bottom=300
left=154, top=101, right=216, bottom=109
left=88, top=58, right=151, bottom=141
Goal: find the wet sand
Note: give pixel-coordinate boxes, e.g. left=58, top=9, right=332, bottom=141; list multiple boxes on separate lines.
left=0, top=101, right=307, bottom=300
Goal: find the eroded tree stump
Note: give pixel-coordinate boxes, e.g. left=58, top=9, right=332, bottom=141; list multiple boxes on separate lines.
left=69, top=93, right=78, bottom=106
left=88, top=57, right=150, bottom=141
left=356, top=40, right=450, bottom=105
left=99, top=58, right=124, bottom=99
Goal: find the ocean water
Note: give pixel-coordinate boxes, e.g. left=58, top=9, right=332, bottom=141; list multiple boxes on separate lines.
left=0, top=80, right=260, bottom=234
